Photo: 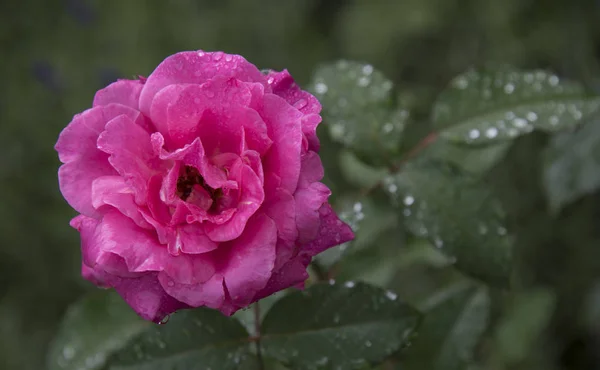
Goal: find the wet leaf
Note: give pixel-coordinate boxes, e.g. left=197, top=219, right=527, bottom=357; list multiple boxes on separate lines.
left=494, top=288, right=555, bottom=365
left=106, top=308, right=257, bottom=370
left=317, top=195, right=400, bottom=270
left=434, top=67, right=600, bottom=144
left=383, top=160, right=513, bottom=286
left=401, top=284, right=491, bottom=370
left=310, top=60, right=409, bottom=162
left=543, top=118, right=600, bottom=212
left=46, top=291, right=149, bottom=370
left=261, top=282, right=421, bottom=370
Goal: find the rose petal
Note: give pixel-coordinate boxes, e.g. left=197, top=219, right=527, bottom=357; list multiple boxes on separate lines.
left=260, top=93, right=303, bottom=193
left=91, top=176, right=151, bottom=229
left=58, top=152, right=116, bottom=218
left=158, top=272, right=225, bottom=309
left=205, top=161, right=264, bottom=242
left=97, top=114, right=160, bottom=203
left=295, top=182, right=331, bottom=244
left=254, top=254, right=311, bottom=301
left=300, top=203, right=355, bottom=256
left=139, top=51, right=266, bottom=117
left=93, top=79, right=144, bottom=111
left=297, top=151, right=325, bottom=189
left=220, top=213, right=277, bottom=307
left=108, top=272, right=189, bottom=323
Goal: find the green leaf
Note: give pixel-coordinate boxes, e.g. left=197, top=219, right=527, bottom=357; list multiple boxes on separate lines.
left=434, top=67, right=600, bottom=144
left=261, top=282, right=421, bottom=370
left=383, top=160, right=513, bottom=286
left=339, top=150, right=390, bottom=189
left=317, top=195, right=400, bottom=270
left=401, top=285, right=491, bottom=370
left=310, top=60, right=409, bottom=161
left=543, top=118, right=600, bottom=212
left=106, top=308, right=257, bottom=370
left=494, top=288, right=555, bottom=365
left=46, top=291, right=149, bottom=370
left=424, top=139, right=511, bottom=175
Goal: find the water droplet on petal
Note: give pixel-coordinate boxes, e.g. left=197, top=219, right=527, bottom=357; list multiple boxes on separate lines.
left=224, top=54, right=233, bottom=62
left=294, top=99, right=307, bottom=110
left=212, top=52, right=223, bottom=61
left=158, top=315, right=170, bottom=325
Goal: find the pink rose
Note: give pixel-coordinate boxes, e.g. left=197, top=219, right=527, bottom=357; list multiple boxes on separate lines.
left=55, top=51, right=354, bottom=322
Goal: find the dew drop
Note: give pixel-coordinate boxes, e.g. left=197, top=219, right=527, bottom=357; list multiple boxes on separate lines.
left=382, top=122, right=394, bottom=133
left=434, top=237, right=444, bottom=248
left=549, top=115, right=559, bottom=125
left=453, top=77, right=469, bottom=89
left=294, top=99, right=308, bottom=110
left=329, top=279, right=336, bottom=285
left=212, top=51, right=223, bottom=61
left=478, top=223, right=488, bottom=235
left=504, top=83, right=515, bottom=94
left=387, top=183, right=398, bottom=193
left=485, top=127, right=499, bottom=139
left=526, top=112, right=538, bottom=122
left=362, top=64, right=374, bottom=75
left=267, top=77, right=274, bottom=84
left=357, top=76, right=370, bottom=87
left=512, top=118, right=528, bottom=128
left=365, top=340, right=372, bottom=347
left=497, top=226, right=508, bottom=235
left=158, top=315, right=170, bottom=325
left=403, top=195, right=415, bottom=206
left=315, top=82, right=328, bottom=94
left=197, top=51, right=205, bottom=57
left=385, top=291, right=398, bottom=301
left=548, top=75, right=559, bottom=86
left=224, top=54, right=233, bottom=62
left=345, top=281, right=355, bottom=288
left=63, top=346, right=76, bottom=360
left=468, top=129, right=480, bottom=139
left=333, top=314, right=340, bottom=324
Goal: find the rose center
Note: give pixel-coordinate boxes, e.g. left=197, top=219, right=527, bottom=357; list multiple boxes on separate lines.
left=176, top=166, right=223, bottom=210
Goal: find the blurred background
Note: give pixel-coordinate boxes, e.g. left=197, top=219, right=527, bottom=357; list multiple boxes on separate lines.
left=2, top=1, right=600, bottom=369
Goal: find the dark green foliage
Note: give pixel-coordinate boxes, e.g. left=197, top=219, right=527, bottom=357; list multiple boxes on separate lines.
left=4, top=1, right=600, bottom=369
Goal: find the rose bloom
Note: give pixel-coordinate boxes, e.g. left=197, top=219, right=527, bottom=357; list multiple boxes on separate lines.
left=55, top=51, right=354, bottom=322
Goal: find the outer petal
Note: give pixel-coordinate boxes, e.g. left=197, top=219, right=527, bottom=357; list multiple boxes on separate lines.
left=297, top=151, right=325, bottom=189
left=91, top=176, right=151, bottom=229
left=158, top=272, right=225, bottom=310
left=97, top=114, right=160, bottom=203
left=261, top=93, right=303, bottom=193
left=295, top=182, right=331, bottom=244
left=267, top=69, right=322, bottom=151
left=58, top=151, right=117, bottom=218
left=93, top=79, right=144, bottom=111
left=254, top=254, right=311, bottom=301
left=300, top=203, right=355, bottom=256
left=220, top=213, right=277, bottom=307
left=108, top=272, right=189, bottom=323
left=267, top=69, right=321, bottom=115
left=139, top=51, right=266, bottom=117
